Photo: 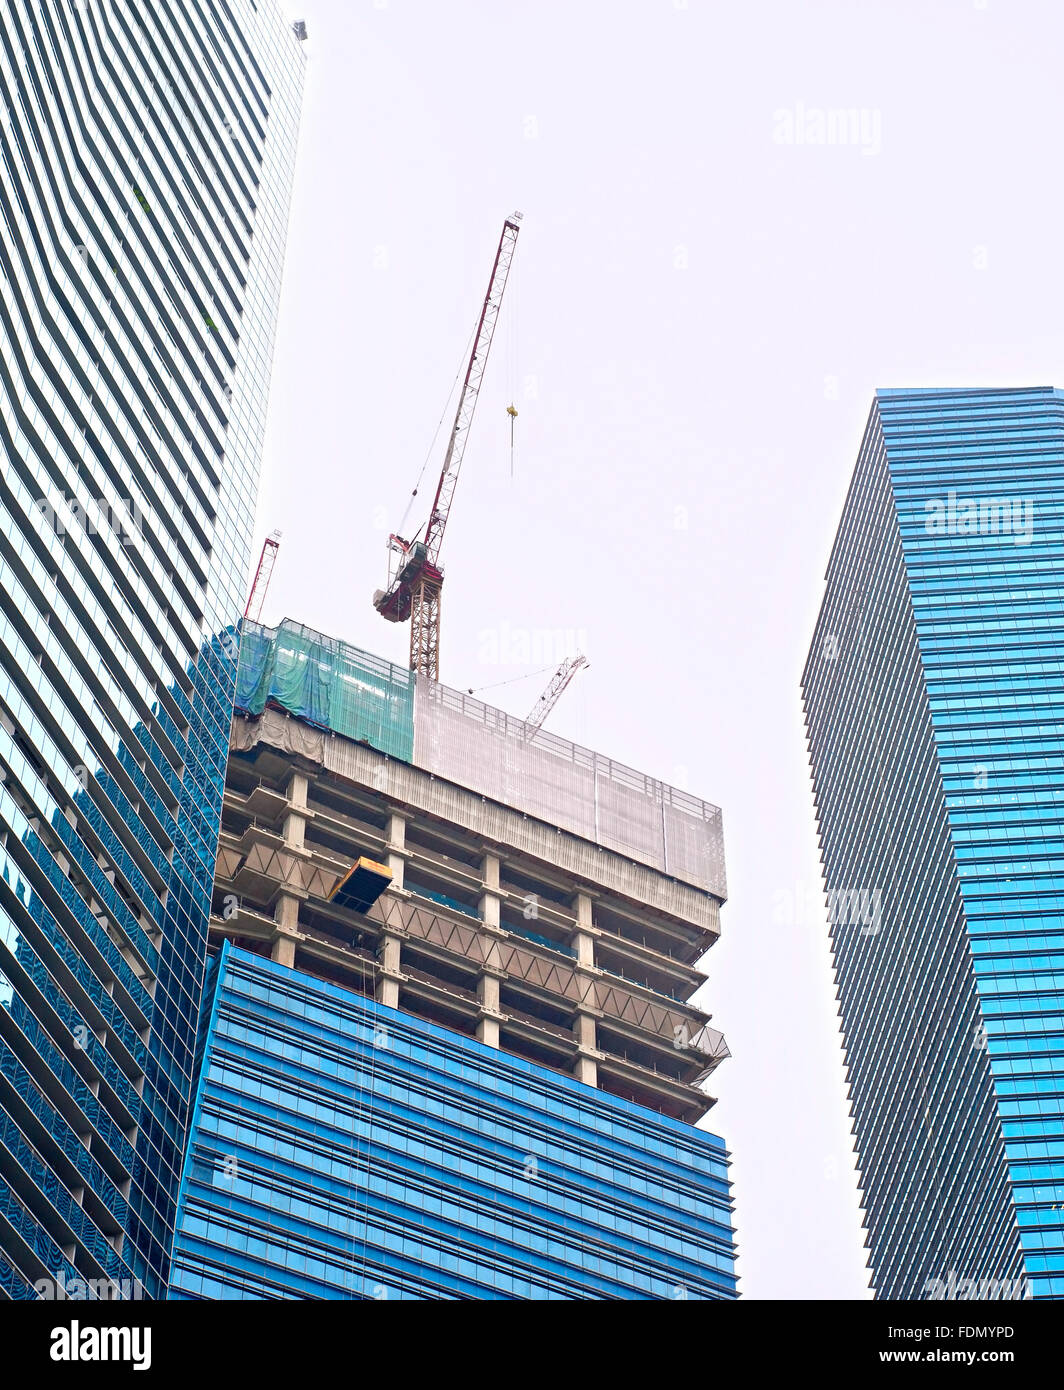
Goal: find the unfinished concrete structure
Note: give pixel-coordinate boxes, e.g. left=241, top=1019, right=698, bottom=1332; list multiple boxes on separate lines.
left=210, top=623, right=730, bottom=1123
left=169, top=621, right=737, bottom=1299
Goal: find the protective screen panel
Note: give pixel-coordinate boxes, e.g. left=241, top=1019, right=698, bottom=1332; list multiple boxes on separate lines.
left=236, top=620, right=414, bottom=762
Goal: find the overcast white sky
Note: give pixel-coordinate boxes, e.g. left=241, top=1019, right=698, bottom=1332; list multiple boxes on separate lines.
left=254, top=0, right=1064, bottom=1298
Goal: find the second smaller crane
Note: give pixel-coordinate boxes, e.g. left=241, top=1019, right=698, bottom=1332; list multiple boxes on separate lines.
left=525, top=655, right=588, bottom=735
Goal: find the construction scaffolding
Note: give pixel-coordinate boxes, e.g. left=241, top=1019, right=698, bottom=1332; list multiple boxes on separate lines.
left=236, top=620, right=727, bottom=899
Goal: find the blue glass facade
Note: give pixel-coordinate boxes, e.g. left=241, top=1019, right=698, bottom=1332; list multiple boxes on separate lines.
left=169, top=943, right=737, bottom=1300
left=803, top=387, right=1064, bottom=1299
left=0, top=2, right=302, bottom=1299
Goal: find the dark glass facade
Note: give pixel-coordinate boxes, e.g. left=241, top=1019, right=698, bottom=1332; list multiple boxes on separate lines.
left=803, top=387, right=1064, bottom=1299
left=170, top=943, right=737, bottom=1300
left=0, top=2, right=302, bottom=1299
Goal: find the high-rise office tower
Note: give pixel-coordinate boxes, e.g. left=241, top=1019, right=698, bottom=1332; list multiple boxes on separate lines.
left=0, top=2, right=303, bottom=1299
left=803, top=387, right=1064, bottom=1300
left=168, top=621, right=738, bottom=1299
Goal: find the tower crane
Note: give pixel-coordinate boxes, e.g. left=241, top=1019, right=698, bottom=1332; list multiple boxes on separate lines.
left=526, top=655, right=589, bottom=735
left=245, top=529, right=281, bottom=624
left=373, top=214, right=522, bottom=681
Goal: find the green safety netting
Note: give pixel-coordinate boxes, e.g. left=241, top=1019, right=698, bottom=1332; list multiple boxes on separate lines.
left=235, top=620, right=415, bottom=763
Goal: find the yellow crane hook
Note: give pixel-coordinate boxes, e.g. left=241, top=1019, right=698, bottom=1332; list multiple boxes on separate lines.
left=506, top=404, right=518, bottom=477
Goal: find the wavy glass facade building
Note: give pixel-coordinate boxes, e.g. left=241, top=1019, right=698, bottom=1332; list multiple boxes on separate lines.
left=169, top=622, right=738, bottom=1299
left=803, top=387, right=1064, bottom=1300
left=0, top=2, right=303, bottom=1300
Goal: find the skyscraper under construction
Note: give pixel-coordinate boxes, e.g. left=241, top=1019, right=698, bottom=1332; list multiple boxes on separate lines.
left=169, top=620, right=739, bottom=1299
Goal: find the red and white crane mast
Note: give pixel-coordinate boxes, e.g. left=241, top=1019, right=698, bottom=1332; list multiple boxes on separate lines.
left=373, top=215, right=522, bottom=681
left=245, top=530, right=281, bottom=625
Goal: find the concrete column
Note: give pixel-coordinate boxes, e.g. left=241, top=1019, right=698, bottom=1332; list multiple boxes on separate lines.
left=376, top=931, right=402, bottom=1009
left=573, top=929, right=595, bottom=968
left=271, top=933, right=297, bottom=969
left=377, top=976, right=399, bottom=1009
left=288, top=771, right=309, bottom=810
left=271, top=891, right=300, bottom=968
left=476, top=971, right=502, bottom=1047
left=572, top=891, right=596, bottom=967
left=282, top=771, right=309, bottom=850
left=572, top=1010, right=598, bottom=1087
left=572, top=897, right=600, bottom=1086
left=571, top=891, right=598, bottom=1083
left=479, top=851, right=501, bottom=928
left=274, top=893, right=299, bottom=931
left=385, top=812, right=408, bottom=890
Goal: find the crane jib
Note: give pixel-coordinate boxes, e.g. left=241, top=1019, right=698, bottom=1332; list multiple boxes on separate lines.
left=422, top=217, right=521, bottom=567
left=374, top=214, right=521, bottom=683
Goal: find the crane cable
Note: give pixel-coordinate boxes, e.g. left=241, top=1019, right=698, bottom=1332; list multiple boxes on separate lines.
left=396, top=320, right=478, bottom=540
left=466, top=663, right=555, bottom=697
left=506, top=248, right=519, bottom=478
